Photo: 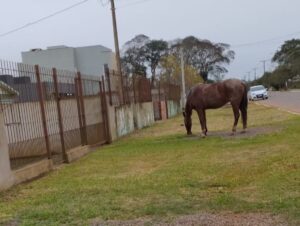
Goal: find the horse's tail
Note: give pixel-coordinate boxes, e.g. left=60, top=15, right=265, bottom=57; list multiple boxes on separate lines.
left=239, top=83, right=248, bottom=129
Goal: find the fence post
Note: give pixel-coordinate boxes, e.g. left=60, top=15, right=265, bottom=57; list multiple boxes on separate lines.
left=99, top=79, right=111, bottom=144
left=165, top=84, right=169, bottom=119
left=101, top=76, right=112, bottom=143
left=52, top=68, right=68, bottom=163
left=158, top=81, right=162, bottom=120
left=74, top=77, right=84, bottom=146
left=35, top=65, right=51, bottom=159
left=0, top=109, right=14, bottom=190
left=104, top=64, right=113, bottom=106
left=77, top=72, right=88, bottom=145
left=133, top=75, right=136, bottom=104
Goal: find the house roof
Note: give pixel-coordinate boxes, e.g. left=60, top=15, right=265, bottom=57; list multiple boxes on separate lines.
left=0, top=81, right=19, bottom=96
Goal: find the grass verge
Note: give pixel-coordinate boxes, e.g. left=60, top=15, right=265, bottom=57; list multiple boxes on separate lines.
left=0, top=103, right=299, bottom=226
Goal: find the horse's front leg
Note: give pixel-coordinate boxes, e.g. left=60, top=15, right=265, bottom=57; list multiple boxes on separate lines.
left=197, top=109, right=207, bottom=138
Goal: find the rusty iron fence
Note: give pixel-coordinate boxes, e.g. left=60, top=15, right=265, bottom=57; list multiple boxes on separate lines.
left=0, top=60, right=110, bottom=169
left=0, top=59, right=181, bottom=170
left=103, top=67, right=181, bottom=120
left=104, top=67, right=157, bottom=106
left=151, top=80, right=181, bottom=120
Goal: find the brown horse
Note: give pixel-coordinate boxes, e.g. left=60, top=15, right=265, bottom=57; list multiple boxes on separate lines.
left=183, top=79, right=248, bottom=137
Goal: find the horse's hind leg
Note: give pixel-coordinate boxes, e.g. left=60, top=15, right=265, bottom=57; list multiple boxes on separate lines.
left=231, top=104, right=240, bottom=135
left=240, top=107, right=247, bottom=133
left=197, top=109, right=207, bottom=138
left=204, top=110, right=208, bottom=135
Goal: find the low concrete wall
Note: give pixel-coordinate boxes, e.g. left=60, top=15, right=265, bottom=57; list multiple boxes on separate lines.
left=167, top=100, right=181, bottom=118
left=13, top=159, right=53, bottom=185
left=161, top=101, right=168, bottom=120
left=115, top=105, right=134, bottom=137
left=114, top=102, right=155, bottom=138
left=133, top=102, right=155, bottom=129
left=66, top=145, right=89, bottom=163
left=107, top=104, right=117, bottom=141
left=0, top=113, right=14, bottom=191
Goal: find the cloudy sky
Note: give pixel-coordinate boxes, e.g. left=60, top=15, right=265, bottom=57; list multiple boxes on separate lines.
left=1, top=0, right=300, bottom=79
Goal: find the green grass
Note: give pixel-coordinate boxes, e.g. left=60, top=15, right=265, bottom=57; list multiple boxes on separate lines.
left=1, top=104, right=300, bottom=225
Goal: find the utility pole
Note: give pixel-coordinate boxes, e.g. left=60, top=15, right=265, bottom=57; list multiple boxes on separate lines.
left=247, top=72, right=251, bottom=82
left=253, top=68, right=257, bottom=81
left=180, top=48, right=186, bottom=109
left=261, top=60, right=267, bottom=75
left=109, top=0, right=124, bottom=103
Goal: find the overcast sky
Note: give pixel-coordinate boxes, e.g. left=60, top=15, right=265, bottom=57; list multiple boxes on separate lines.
left=1, top=0, right=300, bottom=79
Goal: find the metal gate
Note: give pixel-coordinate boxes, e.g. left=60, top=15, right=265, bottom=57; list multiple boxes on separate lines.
left=1, top=60, right=110, bottom=169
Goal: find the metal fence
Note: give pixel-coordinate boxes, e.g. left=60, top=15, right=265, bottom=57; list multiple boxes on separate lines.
left=104, top=67, right=166, bottom=106
left=0, top=60, right=110, bottom=169
left=151, top=80, right=181, bottom=120
left=0, top=59, right=181, bottom=170
left=103, top=67, right=181, bottom=120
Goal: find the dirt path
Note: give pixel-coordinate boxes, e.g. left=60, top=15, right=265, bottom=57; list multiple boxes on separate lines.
left=183, top=125, right=280, bottom=140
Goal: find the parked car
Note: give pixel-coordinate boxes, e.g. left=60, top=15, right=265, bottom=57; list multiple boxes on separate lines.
left=248, top=85, right=268, bottom=101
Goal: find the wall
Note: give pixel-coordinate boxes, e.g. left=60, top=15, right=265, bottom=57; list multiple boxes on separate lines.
left=114, top=102, right=155, bottom=138
left=21, top=45, right=117, bottom=77
left=75, top=46, right=116, bottom=75
left=4, top=97, right=104, bottom=158
left=0, top=112, right=14, bottom=191
left=115, top=105, right=134, bottom=137
left=133, top=102, right=155, bottom=129
left=107, top=104, right=117, bottom=141
left=167, top=100, right=181, bottom=118
left=22, top=47, right=77, bottom=71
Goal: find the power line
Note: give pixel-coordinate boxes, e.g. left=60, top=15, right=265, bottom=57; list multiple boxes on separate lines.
left=232, top=31, right=300, bottom=48
left=116, top=0, right=155, bottom=9
left=0, top=0, right=90, bottom=38
left=98, top=0, right=110, bottom=6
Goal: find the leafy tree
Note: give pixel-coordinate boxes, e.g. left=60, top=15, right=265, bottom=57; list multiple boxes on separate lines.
left=269, top=66, right=293, bottom=90
left=159, top=55, right=203, bottom=91
left=121, top=34, right=150, bottom=76
left=142, top=40, right=169, bottom=83
left=172, top=36, right=235, bottom=82
left=272, top=39, right=300, bottom=75
left=258, top=39, right=300, bottom=90
left=121, top=47, right=147, bottom=76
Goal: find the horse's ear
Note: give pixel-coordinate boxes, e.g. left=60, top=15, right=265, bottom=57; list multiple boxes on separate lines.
left=183, top=112, right=186, bottom=117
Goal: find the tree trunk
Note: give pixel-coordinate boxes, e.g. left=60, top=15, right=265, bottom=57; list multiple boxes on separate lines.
left=151, top=68, right=156, bottom=87
left=200, top=71, right=208, bottom=83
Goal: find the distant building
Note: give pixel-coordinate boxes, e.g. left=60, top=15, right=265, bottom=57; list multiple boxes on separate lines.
left=21, top=45, right=117, bottom=76
left=0, top=74, right=76, bottom=102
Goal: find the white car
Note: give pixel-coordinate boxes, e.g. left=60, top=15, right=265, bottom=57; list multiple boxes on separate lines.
left=248, top=85, right=268, bottom=101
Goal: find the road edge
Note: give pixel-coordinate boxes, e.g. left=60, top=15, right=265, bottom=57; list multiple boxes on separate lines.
left=254, top=102, right=300, bottom=116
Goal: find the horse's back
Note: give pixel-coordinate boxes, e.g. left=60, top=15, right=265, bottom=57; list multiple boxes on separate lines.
left=223, top=79, right=247, bottom=97
left=186, top=79, right=247, bottom=109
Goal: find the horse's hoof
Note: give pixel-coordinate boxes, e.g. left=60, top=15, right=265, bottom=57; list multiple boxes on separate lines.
left=230, top=132, right=235, bottom=136
left=201, top=134, right=206, bottom=138
left=241, top=130, right=247, bottom=134
left=187, top=132, right=193, bottom=136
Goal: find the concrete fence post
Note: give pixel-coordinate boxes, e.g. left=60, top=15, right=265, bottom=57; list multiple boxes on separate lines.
left=0, top=110, right=14, bottom=191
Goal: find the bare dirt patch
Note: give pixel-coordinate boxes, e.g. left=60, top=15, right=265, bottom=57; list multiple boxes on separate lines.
left=183, top=126, right=281, bottom=140
left=93, top=212, right=289, bottom=226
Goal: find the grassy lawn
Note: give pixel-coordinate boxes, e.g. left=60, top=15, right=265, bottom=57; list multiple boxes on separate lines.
left=0, top=103, right=300, bottom=225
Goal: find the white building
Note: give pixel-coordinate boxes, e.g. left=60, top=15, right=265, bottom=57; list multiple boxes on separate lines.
left=21, top=45, right=117, bottom=76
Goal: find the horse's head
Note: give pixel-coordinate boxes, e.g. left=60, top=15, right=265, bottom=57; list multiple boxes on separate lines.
left=183, top=110, right=192, bottom=135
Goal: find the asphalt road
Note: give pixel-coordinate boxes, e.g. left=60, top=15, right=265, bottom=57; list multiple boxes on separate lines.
left=257, top=90, right=300, bottom=114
